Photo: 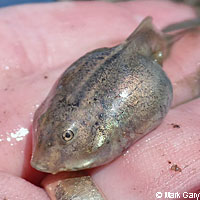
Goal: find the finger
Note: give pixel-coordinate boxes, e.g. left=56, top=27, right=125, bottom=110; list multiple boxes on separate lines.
left=0, top=0, right=199, bottom=182
left=0, top=172, right=49, bottom=200
left=42, top=172, right=106, bottom=200
left=164, top=32, right=200, bottom=107
left=91, top=97, right=200, bottom=199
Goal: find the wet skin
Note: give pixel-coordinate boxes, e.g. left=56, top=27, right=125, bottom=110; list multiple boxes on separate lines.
left=0, top=1, right=200, bottom=200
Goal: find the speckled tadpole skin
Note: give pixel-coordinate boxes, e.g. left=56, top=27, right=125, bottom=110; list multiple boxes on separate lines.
left=31, top=17, right=174, bottom=173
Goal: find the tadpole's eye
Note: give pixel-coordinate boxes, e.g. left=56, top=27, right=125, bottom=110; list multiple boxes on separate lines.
left=62, top=130, right=74, bottom=141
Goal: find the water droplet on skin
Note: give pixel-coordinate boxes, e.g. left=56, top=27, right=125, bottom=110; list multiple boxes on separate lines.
left=145, top=137, right=151, bottom=142
left=124, top=158, right=130, bottom=164
left=5, top=127, right=29, bottom=143
left=29, top=112, right=34, bottom=122
left=123, top=150, right=131, bottom=165
left=4, top=66, right=10, bottom=70
left=123, top=150, right=130, bottom=156
left=34, top=104, right=40, bottom=109
left=10, top=127, right=29, bottom=141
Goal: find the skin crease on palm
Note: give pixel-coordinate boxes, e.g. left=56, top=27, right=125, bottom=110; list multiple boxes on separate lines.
left=0, top=0, right=200, bottom=199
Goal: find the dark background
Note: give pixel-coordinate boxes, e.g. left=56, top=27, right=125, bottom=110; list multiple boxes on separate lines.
left=0, top=0, right=54, bottom=7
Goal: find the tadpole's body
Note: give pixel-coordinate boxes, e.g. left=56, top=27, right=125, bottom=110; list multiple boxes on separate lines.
left=31, top=17, right=174, bottom=173
left=31, top=16, right=200, bottom=199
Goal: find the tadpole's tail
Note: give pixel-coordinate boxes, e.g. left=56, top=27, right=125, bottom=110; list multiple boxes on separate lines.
left=162, top=18, right=200, bottom=55
left=162, top=18, right=200, bottom=33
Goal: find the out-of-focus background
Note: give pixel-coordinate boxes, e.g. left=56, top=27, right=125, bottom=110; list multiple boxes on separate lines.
left=0, top=0, right=200, bottom=16
left=0, top=0, right=54, bottom=7
left=0, top=0, right=200, bottom=14
left=0, top=0, right=199, bottom=7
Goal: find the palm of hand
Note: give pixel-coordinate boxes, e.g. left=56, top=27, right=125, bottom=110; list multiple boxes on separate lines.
left=0, top=1, right=200, bottom=200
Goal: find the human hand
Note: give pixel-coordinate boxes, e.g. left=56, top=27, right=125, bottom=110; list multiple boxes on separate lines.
left=0, top=1, right=200, bottom=199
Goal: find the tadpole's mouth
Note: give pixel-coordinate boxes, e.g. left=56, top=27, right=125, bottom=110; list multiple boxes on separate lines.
left=31, top=155, right=71, bottom=174
left=30, top=149, right=53, bottom=173
left=30, top=143, right=61, bottom=174
left=31, top=158, right=51, bottom=173
left=31, top=154, right=64, bottom=174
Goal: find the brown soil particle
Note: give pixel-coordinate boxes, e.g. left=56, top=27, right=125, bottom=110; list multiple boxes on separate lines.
left=171, top=123, right=180, bottom=128
left=171, top=164, right=182, bottom=172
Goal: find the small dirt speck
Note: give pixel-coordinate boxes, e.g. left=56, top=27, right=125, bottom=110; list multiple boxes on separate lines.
left=168, top=160, right=172, bottom=164
left=171, top=164, right=182, bottom=172
left=171, top=123, right=180, bottom=128
left=44, top=75, right=48, bottom=79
